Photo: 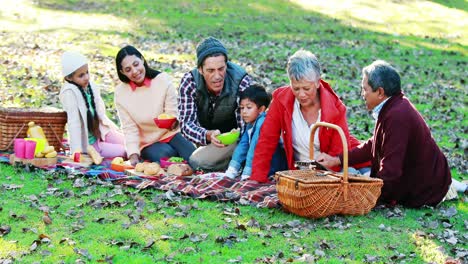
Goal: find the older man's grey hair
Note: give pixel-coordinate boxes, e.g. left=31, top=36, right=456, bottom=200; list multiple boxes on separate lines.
left=287, top=50, right=321, bottom=82
left=363, top=60, right=401, bottom=96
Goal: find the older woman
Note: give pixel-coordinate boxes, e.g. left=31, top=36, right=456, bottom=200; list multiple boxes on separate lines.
left=250, top=50, right=369, bottom=183
left=114, top=45, right=195, bottom=166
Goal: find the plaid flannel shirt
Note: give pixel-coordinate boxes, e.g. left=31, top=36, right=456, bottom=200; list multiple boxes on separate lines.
left=178, top=72, right=252, bottom=145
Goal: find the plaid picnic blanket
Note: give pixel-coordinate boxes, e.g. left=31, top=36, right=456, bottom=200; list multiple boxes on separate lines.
left=98, top=172, right=280, bottom=208
left=0, top=151, right=280, bottom=208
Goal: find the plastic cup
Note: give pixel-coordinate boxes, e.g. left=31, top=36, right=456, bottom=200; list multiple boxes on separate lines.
left=24, top=140, right=37, bottom=159
left=14, top=138, right=26, bottom=159
left=25, top=138, right=46, bottom=155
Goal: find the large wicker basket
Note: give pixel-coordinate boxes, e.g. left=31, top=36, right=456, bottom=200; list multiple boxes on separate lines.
left=275, top=122, right=383, bottom=218
left=0, top=107, right=67, bottom=151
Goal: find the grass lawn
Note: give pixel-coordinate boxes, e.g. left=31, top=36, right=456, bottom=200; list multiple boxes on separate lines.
left=0, top=0, right=467, bottom=263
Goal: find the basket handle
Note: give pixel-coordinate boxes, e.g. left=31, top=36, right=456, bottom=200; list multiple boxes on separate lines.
left=4, top=123, right=27, bottom=150
left=309, top=122, right=348, bottom=184
left=47, top=123, right=65, bottom=151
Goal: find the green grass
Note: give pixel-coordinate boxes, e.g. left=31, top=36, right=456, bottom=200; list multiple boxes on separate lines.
left=0, top=163, right=466, bottom=263
left=0, top=0, right=467, bottom=262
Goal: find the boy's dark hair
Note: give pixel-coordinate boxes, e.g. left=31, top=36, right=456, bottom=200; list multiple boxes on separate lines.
left=239, top=84, right=271, bottom=108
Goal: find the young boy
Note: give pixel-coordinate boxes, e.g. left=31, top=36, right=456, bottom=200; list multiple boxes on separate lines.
left=225, top=84, right=287, bottom=180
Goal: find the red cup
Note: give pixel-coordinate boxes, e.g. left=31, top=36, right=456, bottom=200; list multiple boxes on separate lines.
left=14, top=139, right=26, bottom=159
left=73, top=152, right=81, bottom=162
left=24, top=140, right=37, bottom=159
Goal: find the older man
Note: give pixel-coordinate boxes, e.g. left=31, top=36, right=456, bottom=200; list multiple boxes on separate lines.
left=318, top=60, right=453, bottom=207
left=178, top=36, right=252, bottom=171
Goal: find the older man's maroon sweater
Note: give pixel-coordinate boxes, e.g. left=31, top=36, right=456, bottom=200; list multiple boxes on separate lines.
left=346, top=93, right=451, bottom=207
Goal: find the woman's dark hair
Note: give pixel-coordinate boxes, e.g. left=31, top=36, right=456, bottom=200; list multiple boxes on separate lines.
left=66, top=79, right=101, bottom=140
left=115, top=45, right=160, bottom=83
left=239, top=84, right=271, bottom=108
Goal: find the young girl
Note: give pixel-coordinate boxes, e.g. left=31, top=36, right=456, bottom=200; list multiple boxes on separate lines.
left=225, top=84, right=287, bottom=180
left=114, top=45, right=195, bottom=166
left=59, top=51, right=126, bottom=159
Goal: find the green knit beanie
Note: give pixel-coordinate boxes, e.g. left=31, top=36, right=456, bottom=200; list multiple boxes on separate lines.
left=196, top=36, right=228, bottom=67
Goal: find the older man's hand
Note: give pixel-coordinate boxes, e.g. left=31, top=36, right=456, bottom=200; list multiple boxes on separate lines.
left=207, top=129, right=226, bottom=148
left=316, top=152, right=341, bottom=168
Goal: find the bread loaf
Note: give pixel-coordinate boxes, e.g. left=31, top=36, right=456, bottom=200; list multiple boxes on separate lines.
left=144, top=162, right=161, bottom=175
left=167, top=164, right=193, bottom=176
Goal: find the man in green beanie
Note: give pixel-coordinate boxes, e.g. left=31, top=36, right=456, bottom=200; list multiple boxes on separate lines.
left=178, top=36, right=252, bottom=171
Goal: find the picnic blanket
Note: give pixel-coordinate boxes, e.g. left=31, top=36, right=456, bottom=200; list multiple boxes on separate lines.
left=98, top=172, right=279, bottom=208
left=0, top=152, right=280, bottom=208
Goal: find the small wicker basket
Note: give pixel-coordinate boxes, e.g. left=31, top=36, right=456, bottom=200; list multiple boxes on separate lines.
left=0, top=107, right=67, bottom=151
left=275, top=122, right=383, bottom=218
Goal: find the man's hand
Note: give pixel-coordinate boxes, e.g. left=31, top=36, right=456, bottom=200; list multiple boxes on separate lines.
left=207, top=129, right=225, bottom=147
left=129, top=153, right=141, bottom=166
left=316, top=152, right=341, bottom=168
left=170, top=119, right=179, bottom=130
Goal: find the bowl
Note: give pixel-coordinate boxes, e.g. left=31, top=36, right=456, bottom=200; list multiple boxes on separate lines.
left=160, top=157, right=188, bottom=168
left=216, top=130, right=240, bottom=145
left=154, top=117, right=176, bottom=129
left=111, top=163, right=134, bottom=172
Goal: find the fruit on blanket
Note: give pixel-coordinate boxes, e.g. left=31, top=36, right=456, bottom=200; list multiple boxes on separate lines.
left=135, top=162, right=149, bottom=172
left=158, top=113, right=175, bottom=120
left=134, top=162, right=162, bottom=175
left=45, top=151, right=57, bottom=158
left=144, top=162, right=161, bottom=175
left=167, top=164, right=193, bottom=176
left=111, top=157, right=124, bottom=165
left=38, top=145, right=56, bottom=158
left=41, top=146, right=55, bottom=154
left=87, top=145, right=103, bottom=165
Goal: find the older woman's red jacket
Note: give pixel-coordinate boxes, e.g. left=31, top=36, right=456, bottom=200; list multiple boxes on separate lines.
left=250, top=80, right=369, bottom=183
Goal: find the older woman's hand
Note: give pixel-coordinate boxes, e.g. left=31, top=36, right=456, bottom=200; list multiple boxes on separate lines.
left=316, top=152, right=341, bottom=168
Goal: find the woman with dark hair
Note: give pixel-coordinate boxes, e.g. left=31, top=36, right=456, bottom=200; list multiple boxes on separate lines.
left=59, top=51, right=125, bottom=160
left=114, top=45, right=195, bottom=166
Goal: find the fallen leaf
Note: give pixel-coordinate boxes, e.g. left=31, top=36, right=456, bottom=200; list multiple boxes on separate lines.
left=142, top=239, right=155, bottom=251
left=0, top=225, right=11, bottom=236
left=441, top=206, right=457, bottom=217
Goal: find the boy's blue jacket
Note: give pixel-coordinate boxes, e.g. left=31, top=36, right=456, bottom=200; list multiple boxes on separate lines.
left=228, top=112, right=285, bottom=177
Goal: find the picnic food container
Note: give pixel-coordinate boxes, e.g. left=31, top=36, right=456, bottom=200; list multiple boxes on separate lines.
left=159, top=157, right=188, bottom=168
left=0, top=107, right=67, bottom=151
left=216, top=130, right=240, bottom=145
left=110, top=163, right=134, bottom=172
left=153, top=117, right=176, bottom=129
left=275, top=122, right=383, bottom=219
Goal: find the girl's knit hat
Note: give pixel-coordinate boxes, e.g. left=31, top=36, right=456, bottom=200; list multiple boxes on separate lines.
left=61, top=51, right=88, bottom=77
